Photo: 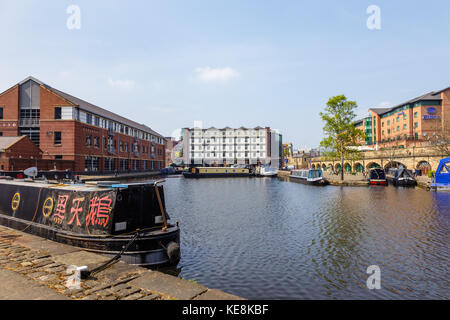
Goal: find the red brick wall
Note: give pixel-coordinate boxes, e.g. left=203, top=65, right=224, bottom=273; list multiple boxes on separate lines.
left=5, top=136, right=41, bottom=158
left=40, top=86, right=75, bottom=119
left=40, top=120, right=76, bottom=160
left=0, top=85, right=19, bottom=136
left=0, top=158, right=74, bottom=172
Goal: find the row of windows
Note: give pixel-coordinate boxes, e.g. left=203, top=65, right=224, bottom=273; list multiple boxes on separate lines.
left=381, top=112, right=419, bottom=127
left=191, top=152, right=266, bottom=158
left=53, top=132, right=159, bottom=156
left=190, top=130, right=267, bottom=137
left=191, top=138, right=266, bottom=144
left=54, top=107, right=165, bottom=145
left=191, top=145, right=266, bottom=151
left=379, top=133, right=420, bottom=142
left=84, top=157, right=161, bottom=171
left=382, top=122, right=419, bottom=135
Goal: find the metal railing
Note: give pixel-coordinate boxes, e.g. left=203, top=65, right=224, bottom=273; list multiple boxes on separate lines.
left=19, top=118, right=40, bottom=127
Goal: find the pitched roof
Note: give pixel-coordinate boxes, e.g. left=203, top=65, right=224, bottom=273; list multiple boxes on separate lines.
left=18, top=76, right=165, bottom=139
left=369, top=90, right=444, bottom=116
left=0, top=136, right=26, bottom=151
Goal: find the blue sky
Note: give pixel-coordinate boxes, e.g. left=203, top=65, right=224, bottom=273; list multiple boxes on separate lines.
left=0, top=0, right=449, bottom=149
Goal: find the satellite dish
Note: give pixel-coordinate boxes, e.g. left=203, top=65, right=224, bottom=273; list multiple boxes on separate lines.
left=24, top=167, right=38, bottom=178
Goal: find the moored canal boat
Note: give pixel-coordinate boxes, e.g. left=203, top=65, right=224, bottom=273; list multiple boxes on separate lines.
left=289, top=169, right=329, bottom=186
left=430, top=157, right=450, bottom=192
left=386, top=168, right=417, bottom=187
left=256, top=165, right=278, bottom=177
left=368, top=168, right=388, bottom=186
left=182, top=167, right=251, bottom=178
left=0, top=179, right=180, bottom=267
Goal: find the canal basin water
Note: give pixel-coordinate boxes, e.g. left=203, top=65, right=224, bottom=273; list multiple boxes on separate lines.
left=140, top=176, right=450, bottom=299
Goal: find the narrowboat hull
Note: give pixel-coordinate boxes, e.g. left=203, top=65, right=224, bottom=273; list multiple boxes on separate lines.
left=182, top=172, right=252, bottom=178
left=369, top=179, right=388, bottom=186
left=386, top=177, right=417, bottom=187
left=289, top=176, right=329, bottom=186
left=0, top=180, right=181, bottom=267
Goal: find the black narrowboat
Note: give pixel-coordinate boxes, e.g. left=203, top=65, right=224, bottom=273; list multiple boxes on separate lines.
left=368, top=168, right=388, bottom=186
left=0, top=179, right=180, bottom=267
left=386, top=168, right=417, bottom=187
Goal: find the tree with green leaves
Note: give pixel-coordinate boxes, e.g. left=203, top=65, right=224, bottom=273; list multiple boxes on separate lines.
left=319, top=95, right=365, bottom=181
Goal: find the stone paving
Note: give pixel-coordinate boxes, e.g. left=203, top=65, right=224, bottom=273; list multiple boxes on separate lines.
left=0, top=226, right=244, bottom=300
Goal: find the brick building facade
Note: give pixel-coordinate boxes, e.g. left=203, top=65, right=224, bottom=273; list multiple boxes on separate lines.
left=0, top=77, right=166, bottom=172
left=354, top=87, right=450, bottom=149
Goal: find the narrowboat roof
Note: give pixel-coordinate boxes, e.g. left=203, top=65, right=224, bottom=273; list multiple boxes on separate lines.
left=0, top=179, right=159, bottom=192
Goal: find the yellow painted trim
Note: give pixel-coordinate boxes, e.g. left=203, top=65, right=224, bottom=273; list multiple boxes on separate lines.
left=42, top=197, right=54, bottom=218
left=11, top=193, right=20, bottom=211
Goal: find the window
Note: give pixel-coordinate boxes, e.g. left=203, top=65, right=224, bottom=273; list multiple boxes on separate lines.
left=414, top=112, right=418, bottom=118
left=403, top=114, right=407, bottom=120
left=382, top=122, right=384, bottom=127
left=0, top=107, right=3, bottom=119
left=387, top=120, right=390, bottom=125
left=86, top=114, right=92, bottom=124
left=85, top=156, right=99, bottom=171
left=387, top=129, right=391, bottom=134
left=86, top=135, right=91, bottom=146
left=94, top=136, right=99, bottom=148
left=415, top=132, right=419, bottom=140
left=54, top=132, right=62, bottom=145
left=403, top=124, right=407, bottom=130
left=414, top=122, right=418, bottom=128
left=55, top=155, right=63, bottom=160
left=396, top=117, right=399, bottom=122
left=397, top=126, right=400, bottom=131
left=54, top=107, right=61, bottom=119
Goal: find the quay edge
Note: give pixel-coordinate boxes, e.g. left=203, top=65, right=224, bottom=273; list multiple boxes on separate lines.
left=0, top=225, right=245, bottom=300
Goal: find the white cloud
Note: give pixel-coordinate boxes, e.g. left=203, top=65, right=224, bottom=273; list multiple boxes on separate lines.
left=107, top=77, right=135, bottom=90
left=194, top=67, right=240, bottom=83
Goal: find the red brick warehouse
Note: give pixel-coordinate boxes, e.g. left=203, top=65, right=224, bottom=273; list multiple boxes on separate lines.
left=0, top=77, right=166, bottom=172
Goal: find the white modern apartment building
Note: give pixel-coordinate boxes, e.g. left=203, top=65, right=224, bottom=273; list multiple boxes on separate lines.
left=182, top=127, right=282, bottom=168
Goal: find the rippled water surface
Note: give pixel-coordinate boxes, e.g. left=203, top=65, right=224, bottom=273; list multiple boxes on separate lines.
left=157, top=177, right=449, bottom=299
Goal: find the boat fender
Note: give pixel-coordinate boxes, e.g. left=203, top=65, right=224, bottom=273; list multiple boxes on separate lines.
left=166, top=241, right=180, bottom=263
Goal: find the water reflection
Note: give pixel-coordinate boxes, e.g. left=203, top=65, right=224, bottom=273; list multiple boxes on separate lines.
left=132, top=176, right=449, bottom=299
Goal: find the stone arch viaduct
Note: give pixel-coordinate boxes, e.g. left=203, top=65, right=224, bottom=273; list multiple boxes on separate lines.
left=309, top=146, right=445, bottom=174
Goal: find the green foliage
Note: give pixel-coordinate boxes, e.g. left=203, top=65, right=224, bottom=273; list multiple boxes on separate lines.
left=319, top=95, right=365, bottom=161
left=283, top=148, right=290, bottom=156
